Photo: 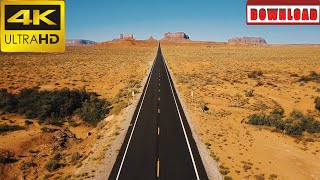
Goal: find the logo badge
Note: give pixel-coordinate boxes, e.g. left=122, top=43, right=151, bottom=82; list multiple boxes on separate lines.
left=1, top=1, right=65, bottom=52
left=247, top=0, right=320, bottom=25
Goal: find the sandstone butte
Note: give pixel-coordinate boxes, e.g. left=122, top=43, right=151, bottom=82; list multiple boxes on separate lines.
left=161, top=32, right=190, bottom=41
left=228, top=37, right=267, bottom=45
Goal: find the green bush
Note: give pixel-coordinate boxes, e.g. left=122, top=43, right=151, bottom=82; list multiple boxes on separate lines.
left=21, top=161, right=36, bottom=170
left=289, top=111, right=320, bottom=134
left=45, top=160, right=61, bottom=172
left=247, top=113, right=267, bottom=125
left=110, top=101, right=127, bottom=115
left=71, top=152, right=81, bottom=164
left=304, top=118, right=320, bottom=133
left=0, top=149, right=15, bottom=164
left=67, top=119, right=78, bottom=127
left=315, top=97, right=320, bottom=111
left=77, top=95, right=110, bottom=125
left=0, top=88, right=110, bottom=126
left=266, top=114, right=285, bottom=130
left=271, top=107, right=284, bottom=117
left=246, top=89, right=254, bottom=97
left=0, top=89, right=17, bottom=113
left=53, top=153, right=62, bottom=161
left=247, top=109, right=320, bottom=136
left=0, top=125, right=23, bottom=133
left=25, top=120, right=33, bottom=125
left=298, top=71, right=320, bottom=83
left=248, top=70, right=263, bottom=78
left=40, top=127, right=57, bottom=133
left=284, top=119, right=304, bottom=135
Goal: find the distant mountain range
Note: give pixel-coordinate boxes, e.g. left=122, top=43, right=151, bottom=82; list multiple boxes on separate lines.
left=66, top=39, right=96, bottom=46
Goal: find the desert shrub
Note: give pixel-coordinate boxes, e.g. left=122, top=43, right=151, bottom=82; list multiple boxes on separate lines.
left=288, top=111, right=320, bottom=134
left=199, top=101, right=209, bottom=112
left=220, top=169, right=230, bottom=175
left=0, top=125, right=23, bottom=133
left=248, top=70, right=263, bottom=78
left=284, top=119, right=304, bottom=135
left=0, top=88, right=110, bottom=125
left=266, top=114, right=285, bottom=130
left=77, top=95, right=110, bottom=125
left=254, top=174, right=265, bottom=180
left=128, top=79, right=140, bottom=88
left=71, top=152, right=81, bottom=164
left=247, top=112, right=285, bottom=129
left=10, top=87, right=94, bottom=120
left=298, top=71, right=320, bottom=83
left=304, top=118, right=320, bottom=133
left=44, top=174, right=54, bottom=179
left=115, top=88, right=128, bottom=100
left=0, top=89, right=17, bottom=112
left=67, top=119, right=78, bottom=127
left=53, top=153, right=62, bottom=161
left=243, top=164, right=251, bottom=171
left=246, top=89, right=254, bottom=97
left=0, top=149, right=15, bottom=164
left=290, top=110, right=304, bottom=119
left=110, top=101, right=127, bottom=115
left=247, top=113, right=268, bottom=125
left=40, top=127, right=57, bottom=133
left=25, top=120, right=33, bottom=125
left=224, top=176, right=233, bottom=180
left=247, top=109, right=320, bottom=136
left=45, top=160, right=61, bottom=172
left=269, top=174, right=278, bottom=180
left=25, top=110, right=36, bottom=119
left=271, top=107, right=284, bottom=117
left=315, top=97, right=320, bottom=111
left=21, top=161, right=37, bottom=170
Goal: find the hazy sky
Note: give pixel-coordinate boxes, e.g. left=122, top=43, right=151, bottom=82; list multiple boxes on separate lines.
left=66, top=0, right=320, bottom=44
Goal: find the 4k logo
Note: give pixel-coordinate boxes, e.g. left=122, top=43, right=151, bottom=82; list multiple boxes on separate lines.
left=1, top=1, right=65, bottom=52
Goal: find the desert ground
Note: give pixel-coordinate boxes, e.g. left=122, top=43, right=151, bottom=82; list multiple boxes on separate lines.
left=0, top=41, right=158, bottom=179
left=1, top=40, right=319, bottom=180
left=161, top=42, right=320, bottom=180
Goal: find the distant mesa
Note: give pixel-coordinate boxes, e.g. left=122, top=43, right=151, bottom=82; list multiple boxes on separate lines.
left=113, top=34, right=135, bottom=41
left=228, top=37, right=267, bottom=45
left=66, top=39, right=96, bottom=46
left=147, top=36, right=157, bottom=41
left=162, top=32, right=190, bottom=41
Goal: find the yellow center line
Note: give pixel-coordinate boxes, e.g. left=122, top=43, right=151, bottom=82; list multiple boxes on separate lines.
left=158, top=97, right=160, bottom=101
left=158, top=89, right=160, bottom=92
left=158, top=109, right=160, bottom=114
left=157, top=159, right=160, bottom=177
left=158, top=127, right=160, bottom=135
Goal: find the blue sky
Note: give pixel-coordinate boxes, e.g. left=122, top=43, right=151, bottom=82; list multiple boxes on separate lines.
left=66, top=0, right=320, bottom=44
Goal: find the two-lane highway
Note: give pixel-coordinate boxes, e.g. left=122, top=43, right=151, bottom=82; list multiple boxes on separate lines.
left=109, top=44, right=209, bottom=180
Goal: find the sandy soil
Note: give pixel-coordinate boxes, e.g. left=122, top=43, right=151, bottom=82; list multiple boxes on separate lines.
left=0, top=41, right=157, bottom=179
left=161, top=42, right=320, bottom=180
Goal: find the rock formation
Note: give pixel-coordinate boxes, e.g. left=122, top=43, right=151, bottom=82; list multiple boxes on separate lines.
left=120, top=34, right=135, bottom=40
left=228, top=37, right=267, bottom=45
left=66, top=39, right=96, bottom=46
left=147, top=36, right=157, bottom=41
left=162, top=32, right=190, bottom=41
left=112, top=34, right=135, bottom=41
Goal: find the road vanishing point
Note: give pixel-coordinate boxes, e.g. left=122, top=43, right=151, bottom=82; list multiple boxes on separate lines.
left=109, top=44, right=209, bottom=180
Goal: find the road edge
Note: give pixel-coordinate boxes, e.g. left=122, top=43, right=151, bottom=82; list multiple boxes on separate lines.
left=163, top=57, right=223, bottom=180
left=92, top=47, right=158, bottom=179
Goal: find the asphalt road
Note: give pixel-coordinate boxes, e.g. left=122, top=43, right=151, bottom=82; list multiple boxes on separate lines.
left=109, top=45, right=209, bottom=180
